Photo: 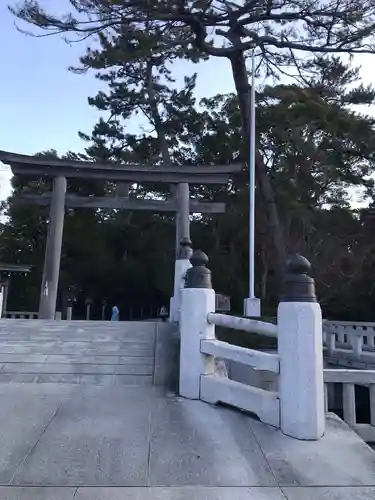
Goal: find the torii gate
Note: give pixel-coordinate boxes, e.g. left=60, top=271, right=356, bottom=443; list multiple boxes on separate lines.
left=0, top=150, right=240, bottom=319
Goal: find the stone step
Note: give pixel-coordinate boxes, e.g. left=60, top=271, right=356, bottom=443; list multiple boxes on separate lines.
left=0, top=321, right=177, bottom=387
left=0, top=320, right=157, bottom=328
left=0, top=321, right=157, bottom=337
left=0, top=339, right=155, bottom=348
left=0, top=332, right=155, bottom=338
left=0, top=354, right=155, bottom=364
left=0, top=361, right=154, bottom=375
left=0, top=346, right=154, bottom=356
left=0, top=320, right=171, bottom=386
left=0, top=373, right=153, bottom=385
left=0, top=359, right=155, bottom=384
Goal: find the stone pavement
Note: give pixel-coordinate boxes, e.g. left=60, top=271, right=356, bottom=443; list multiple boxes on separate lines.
left=0, top=382, right=374, bottom=499
left=0, top=319, right=374, bottom=499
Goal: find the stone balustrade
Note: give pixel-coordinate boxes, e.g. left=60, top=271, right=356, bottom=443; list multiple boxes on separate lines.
left=3, top=311, right=39, bottom=319
left=323, top=321, right=375, bottom=367
left=179, top=251, right=325, bottom=441
left=324, top=368, right=375, bottom=442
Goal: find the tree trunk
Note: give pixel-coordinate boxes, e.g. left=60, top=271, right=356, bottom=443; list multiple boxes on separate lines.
left=260, top=239, right=269, bottom=300
left=146, top=62, right=188, bottom=257
left=146, top=62, right=171, bottom=165
left=229, top=50, right=286, bottom=274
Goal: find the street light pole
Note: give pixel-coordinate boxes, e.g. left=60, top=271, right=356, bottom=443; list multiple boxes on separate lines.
left=244, top=47, right=261, bottom=318
left=249, top=47, right=256, bottom=300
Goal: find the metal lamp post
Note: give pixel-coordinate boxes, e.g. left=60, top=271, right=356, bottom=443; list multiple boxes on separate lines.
left=244, top=47, right=261, bottom=317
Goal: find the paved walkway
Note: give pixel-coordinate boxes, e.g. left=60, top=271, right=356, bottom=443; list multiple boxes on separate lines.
left=0, top=382, right=375, bottom=499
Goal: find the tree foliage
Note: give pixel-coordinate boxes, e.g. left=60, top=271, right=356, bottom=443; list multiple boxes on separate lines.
left=11, top=0, right=375, bottom=271
left=2, top=53, right=375, bottom=319
left=11, top=0, right=375, bottom=63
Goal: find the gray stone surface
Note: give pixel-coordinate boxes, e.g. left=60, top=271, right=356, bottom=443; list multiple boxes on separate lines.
left=148, top=398, right=277, bottom=486
left=12, top=389, right=153, bottom=486
left=0, top=382, right=165, bottom=400
left=0, top=391, right=63, bottom=483
left=2, top=487, right=375, bottom=499
left=0, top=373, right=38, bottom=383
left=74, top=487, right=287, bottom=499
left=283, top=487, right=375, bottom=499
left=0, top=355, right=49, bottom=363
left=248, top=413, right=375, bottom=486
left=153, top=322, right=179, bottom=388
left=1, top=362, right=153, bottom=375
left=44, top=355, right=121, bottom=364
left=0, top=381, right=373, bottom=499
left=34, top=373, right=116, bottom=385
left=113, top=375, right=153, bottom=385
left=0, top=320, right=158, bottom=386
left=1, top=320, right=375, bottom=499
left=0, top=487, right=76, bottom=499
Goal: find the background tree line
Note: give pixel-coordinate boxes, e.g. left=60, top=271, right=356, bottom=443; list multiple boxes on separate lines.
left=2, top=0, right=375, bottom=319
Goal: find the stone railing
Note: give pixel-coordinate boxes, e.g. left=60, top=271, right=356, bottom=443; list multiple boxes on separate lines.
left=202, top=313, right=280, bottom=427
left=207, top=312, right=277, bottom=337
left=323, top=321, right=375, bottom=367
left=324, top=368, right=375, bottom=442
left=2, top=311, right=63, bottom=320
left=3, top=311, right=39, bottom=319
left=179, top=250, right=325, bottom=441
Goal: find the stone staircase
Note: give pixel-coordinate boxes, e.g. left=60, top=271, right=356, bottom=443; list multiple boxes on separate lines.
left=0, top=320, right=176, bottom=386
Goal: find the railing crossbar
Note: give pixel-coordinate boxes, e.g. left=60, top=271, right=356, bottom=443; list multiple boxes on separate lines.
left=201, top=338, right=279, bottom=373
left=207, top=313, right=277, bottom=338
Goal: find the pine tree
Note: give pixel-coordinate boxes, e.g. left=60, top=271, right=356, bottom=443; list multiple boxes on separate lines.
left=75, top=20, right=214, bottom=250
left=11, top=0, right=375, bottom=271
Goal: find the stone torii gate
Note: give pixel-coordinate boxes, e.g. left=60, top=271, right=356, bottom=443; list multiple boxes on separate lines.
left=0, top=150, right=240, bottom=319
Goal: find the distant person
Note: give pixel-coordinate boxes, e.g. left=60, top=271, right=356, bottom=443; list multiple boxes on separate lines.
left=111, top=304, right=119, bottom=321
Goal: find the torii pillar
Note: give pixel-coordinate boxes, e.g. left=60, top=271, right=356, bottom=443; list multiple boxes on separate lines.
left=175, top=182, right=191, bottom=255
left=39, top=176, right=66, bottom=319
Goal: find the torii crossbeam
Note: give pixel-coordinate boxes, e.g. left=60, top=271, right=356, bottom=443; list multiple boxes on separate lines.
left=0, top=150, right=241, bottom=319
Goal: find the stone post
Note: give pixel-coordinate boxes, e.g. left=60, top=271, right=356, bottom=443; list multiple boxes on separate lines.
left=178, top=182, right=190, bottom=242
left=85, top=298, right=93, bottom=320
left=169, top=238, right=193, bottom=322
left=65, top=287, right=76, bottom=321
left=101, top=299, right=107, bottom=321
left=39, top=176, right=66, bottom=319
left=179, top=250, right=215, bottom=399
left=66, top=306, right=73, bottom=321
left=243, top=296, right=261, bottom=318
left=0, top=283, right=3, bottom=319
left=278, top=253, right=325, bottom=440
left=1, top=279, right=9, bottom=316
left=174, top=183, right=190, bottom=259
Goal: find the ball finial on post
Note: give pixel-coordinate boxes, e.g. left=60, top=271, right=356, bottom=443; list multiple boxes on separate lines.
left=280, top=253, right=316, bottom=303
left=179, top=249, right=215, bottom=399
left=278, top=252, right=324, bottom=440
left=185, top=250, right=212, bottom=289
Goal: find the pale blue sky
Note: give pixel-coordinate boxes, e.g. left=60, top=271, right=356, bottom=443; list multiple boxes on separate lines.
left=1, top=1, right=375, bottom=205
left=0, top=2, right=235, bottom=200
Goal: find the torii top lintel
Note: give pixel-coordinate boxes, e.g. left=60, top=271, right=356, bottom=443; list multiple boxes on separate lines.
left=0, top=150, right=241, bottom=185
